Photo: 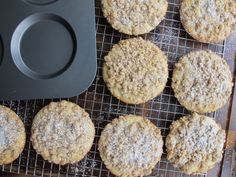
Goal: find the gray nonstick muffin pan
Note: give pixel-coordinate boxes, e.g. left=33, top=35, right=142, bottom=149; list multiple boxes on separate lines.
left=0, top=0, right=97, bottom=100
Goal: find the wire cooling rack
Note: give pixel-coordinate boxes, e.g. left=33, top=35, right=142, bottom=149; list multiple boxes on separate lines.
left=1, top=0, right=236, bottom=176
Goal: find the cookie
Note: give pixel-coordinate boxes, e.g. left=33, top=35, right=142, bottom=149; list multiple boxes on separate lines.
left=103, top=38, right=168, bottom=104
left=172, top=50, right=233, bottom=113
left=166, top=113, right=225, bottom=174
left=98, top=115, right=163, bottom=177
left=31, top=101, right=95, bottom=165
left=180, top=0, right=236, bottom=43
left=0, top=105, right=26, bottom=165
left=101, top=0, right=168, bottom=35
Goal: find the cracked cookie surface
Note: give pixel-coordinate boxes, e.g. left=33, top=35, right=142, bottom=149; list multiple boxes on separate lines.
left=180, top=0, right=236, bottom=43
left=103, top=38, right=168, bottom=104
left=31, top=101, right=95, bottom=165
left=102, top=0, right=168, bottom=35
left=0, top=105, right=26, bottom=165
left=99, top=115, right=163, bottom=177
left=166, top=113, right=225, bottom=174
left=172, top=50, right=233, bottom=113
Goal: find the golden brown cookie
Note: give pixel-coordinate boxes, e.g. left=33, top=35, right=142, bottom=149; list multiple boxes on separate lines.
left=0, top=105, right=26, bottom=165
left=172, top=50, right=233, bottom=113
left=166, top=113, right=225, bottom=175
left=101, top=0, right=168, bottom=35
left=103, top=38, right=168, bottom=104
left=180, top=0, right=236, bottom=43
left=99, top=115, right=163, bottom=177
left=31, top=101, right=95, bottom=165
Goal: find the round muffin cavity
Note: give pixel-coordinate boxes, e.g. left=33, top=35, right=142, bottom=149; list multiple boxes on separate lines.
left=166, top=113, right=225, bottom=174
left=103, top=38, right=168, bottom=104
left=31, top=100, right=95, bottom=165
left=172, top=50, right=233, bottom=113
left=98, top=115, right=163, bottom=177
left=0, top=105, right=26, bottom=165
left=180, top=0, right=236, bottom=43
left=101, top=0, right=168, bottom=35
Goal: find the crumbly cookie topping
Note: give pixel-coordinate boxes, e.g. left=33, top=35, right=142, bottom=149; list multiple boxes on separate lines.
left=166, top=113, right=225, bottom=174
left=31, top=101, right=95, bottom=165
left=180, top=0, right=236, bottom=43
left=172, top=50, right=233, bottom=113
left=102, top=0, right=168, bottom=35
left=0, top=106, right=25, bottom=165
left=0, top=108, right=21, bottom=153
left=103, top=38, right=168, bottom=104
left=99, top=115, right=163, bottom=177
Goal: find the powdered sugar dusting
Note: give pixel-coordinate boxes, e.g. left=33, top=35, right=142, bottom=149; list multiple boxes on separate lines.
left=104, top=38, right=168, bottom=104
left=0, top=109, right=19, bottom=153
left=70, top=156, right=98, bottom=175
left=204, top=0, right=217, bottom=18
left=102, top=0, right=168, bottom=35
left=106, top=124, right=157, bottom=167
left=172, top=50, right=233, bottom=113
left=181, top=0, right=236, bottom=43
left=99, top=115, right=163, bottom=176
left=166, top=113, right=225, bottom=174
left=31, top=101, right=95, bottom=165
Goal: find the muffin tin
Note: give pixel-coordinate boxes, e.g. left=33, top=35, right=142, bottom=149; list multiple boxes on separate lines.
left=0, top=0, right=97, bottom=100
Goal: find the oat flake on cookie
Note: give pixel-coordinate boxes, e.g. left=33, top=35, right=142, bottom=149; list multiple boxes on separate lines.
left=166, top=113, right=225, bottom=174
left=101, top=0, right=168, bottom=35
left=99, top=115, right=163, bottom=177
left=172, top=50, right=233, bottom=113
left=180, top=0, right=236, bottom=43
left=0, top=105, right=26, bottom=165
left=31, top=101, right=95, bottom=165
left=103, top=38, right=168, bottom=104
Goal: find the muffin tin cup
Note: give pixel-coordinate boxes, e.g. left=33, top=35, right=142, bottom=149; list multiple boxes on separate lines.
left=0, top=0, right=97, bottom=100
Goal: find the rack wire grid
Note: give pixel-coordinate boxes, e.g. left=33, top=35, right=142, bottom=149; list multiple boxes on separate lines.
left=0, top=0, right=234, bottom=177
